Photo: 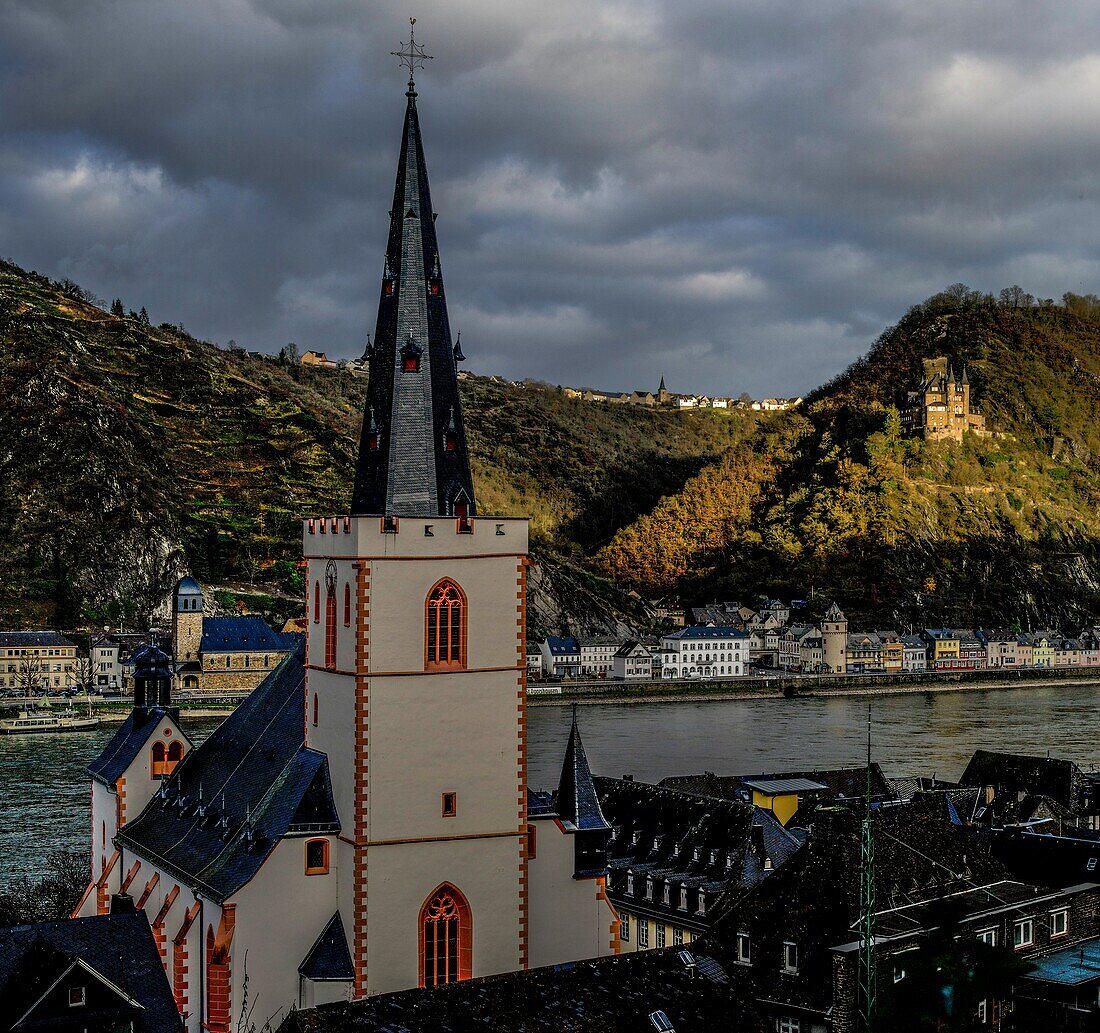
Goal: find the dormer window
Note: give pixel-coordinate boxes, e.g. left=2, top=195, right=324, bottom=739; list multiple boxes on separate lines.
left=632, top=831, right=642, bottom=847
left=366, top=407, right=380, bottom=451
left=697, top=891, right=707, bottom=915
left=693, top=845, right=702, bottom=863
left=401, top=335, right=422, bottom=373
left=679, top=885, right=688, bottom=910
left=662, top=882, right=670, bottom=905
left=645, top=878, right=654, bottom=900
left=626, top=871, right=634, bottom=896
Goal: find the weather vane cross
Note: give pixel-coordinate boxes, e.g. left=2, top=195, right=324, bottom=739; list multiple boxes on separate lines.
left=392, top=18, right=433, bottom=85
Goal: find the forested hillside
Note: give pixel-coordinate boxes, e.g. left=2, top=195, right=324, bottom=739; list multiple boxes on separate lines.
left=598, top=287, right=1100, bottom=628
left=0, top=259, right=753, bottom=630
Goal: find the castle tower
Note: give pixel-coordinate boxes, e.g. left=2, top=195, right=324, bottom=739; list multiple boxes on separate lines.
left=822, top=600, right=848, bottom=674
left=171, top=576, right=203, bottom=665
left=303, top=34, right=528, bottom=997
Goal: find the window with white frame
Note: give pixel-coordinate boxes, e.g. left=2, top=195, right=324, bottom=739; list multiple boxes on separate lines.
left=976, top=927, right=997, bottom=946
left=656, top=924, right=666, bottom=949
left=778, top=1017, right=800, bottom=1033
left=679, top=885, right=688, bottom=910
left=977, top=999, right=988, bottom=1023
left=673, top=927, right=684, bottom=945
left=638, top=918, right=649, bottom=948
left=736, top=932, right=751, bottom=964
left=1013, top=918, right=1034, bottom=948
left=626, top=872, right=634, bottom=895
left=782, top=941, right=798, bottom=973
left=620, top=915, right=630, bottom=942
left=646, top=878, right=654, bottom=900
left=1051, top=909, right=1068, bottom=937
left=893, top=964, right=906, bottom=983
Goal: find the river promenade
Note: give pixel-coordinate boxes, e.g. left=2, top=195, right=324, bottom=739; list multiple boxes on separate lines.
left=526, top=664, right=1100, bottom=705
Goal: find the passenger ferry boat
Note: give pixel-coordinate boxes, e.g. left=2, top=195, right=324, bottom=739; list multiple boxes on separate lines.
left=0, top=706, right=99, bottom=734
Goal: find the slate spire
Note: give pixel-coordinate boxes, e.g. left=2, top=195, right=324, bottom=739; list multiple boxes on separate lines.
left=556, top=706, right=610, bottom=832
left=351, top=38, right=475, bottom=518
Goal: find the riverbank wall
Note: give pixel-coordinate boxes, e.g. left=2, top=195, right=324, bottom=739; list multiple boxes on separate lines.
left=526, top=666, right=1100, bottom=706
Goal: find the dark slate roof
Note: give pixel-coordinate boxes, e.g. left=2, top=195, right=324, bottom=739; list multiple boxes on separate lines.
left=664, top=626, right=747, bottom=641
left=959, top=749, right=1087, bottom=813
left=597, top=778, right=802, bottom=922
left=87, top=707, right=174, bottom=787
left=0, top=911, right=180, bottom=1032
left=279, top=945, right=759, bottom=1033
left=711, top=796, right=1009, bottom=1016
left=299, top=913, right=354, bottom=982
left=660, top=765, right=894, bottom=806
left=555, top=712, right=610, bottom=833
left=545, top=635, right=580, bottom=656
left=0, top=631, right=76, bottom=648
left=174, top=575, right=202, bottom=595
left=350, top=80, right=475, bottom=518
left=199, top=615, right=294, bottom=654
left=118, top=647, right=340, bottom=902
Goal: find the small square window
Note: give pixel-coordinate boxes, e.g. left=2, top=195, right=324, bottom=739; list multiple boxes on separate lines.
left=68, top=986, right=86, bottom=1007
left=1051, top=909, right=1068, bottom=937
left=442, top=792, right=457, bottom=818
left=305, top=838, right=329, bottom=875
left=977, top=928, right=997, bottom=946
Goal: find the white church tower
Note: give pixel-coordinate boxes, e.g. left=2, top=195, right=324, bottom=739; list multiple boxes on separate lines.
left=303, top=25, right=529, bottom=997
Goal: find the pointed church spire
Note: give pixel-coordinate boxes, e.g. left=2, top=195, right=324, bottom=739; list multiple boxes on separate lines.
left=556, top=706, right=610, bottom=832
left=351, top=25, right=475, bottom=517
left=961, top=364, right=969, bottom=385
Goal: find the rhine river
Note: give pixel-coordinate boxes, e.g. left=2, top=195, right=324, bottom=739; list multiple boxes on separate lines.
left=2, top=684, right=1098, bottom=887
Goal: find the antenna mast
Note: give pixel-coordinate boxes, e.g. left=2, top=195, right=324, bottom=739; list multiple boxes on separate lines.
left=859, top=703, right=876, bottom=1032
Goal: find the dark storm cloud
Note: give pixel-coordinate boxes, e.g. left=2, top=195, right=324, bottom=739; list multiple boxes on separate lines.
left=3, top=0, right=1100, bottom=395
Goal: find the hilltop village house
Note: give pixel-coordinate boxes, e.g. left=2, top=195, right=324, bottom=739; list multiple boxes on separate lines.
left=900, top=356, right=991, bottom=442
left=170, top=576, right=295, bottom=693
left=76, top=64, right=621, bottom=1032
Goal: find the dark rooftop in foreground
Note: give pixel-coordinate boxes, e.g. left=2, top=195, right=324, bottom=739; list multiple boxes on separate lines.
left=279, top=944, right=759, bottom=1033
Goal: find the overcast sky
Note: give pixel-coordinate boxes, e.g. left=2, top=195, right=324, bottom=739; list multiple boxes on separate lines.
left=3, top=1, right=1100, bottom=395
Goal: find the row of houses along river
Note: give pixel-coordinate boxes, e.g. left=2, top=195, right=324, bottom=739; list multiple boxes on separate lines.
left=1, top=682, right=1098, bottom=886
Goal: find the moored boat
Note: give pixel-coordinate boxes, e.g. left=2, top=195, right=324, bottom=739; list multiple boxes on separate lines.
left=0, top=708, right=99, bottom=734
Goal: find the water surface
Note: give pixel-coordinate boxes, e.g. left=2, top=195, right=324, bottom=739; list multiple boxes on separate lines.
left=3, top=685, right=1097, bottom=887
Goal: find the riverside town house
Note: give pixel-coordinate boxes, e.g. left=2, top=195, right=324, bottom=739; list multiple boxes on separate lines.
left=0, top=631, right=77, bottom=692
left=76, top=58, right=618, bottom=1033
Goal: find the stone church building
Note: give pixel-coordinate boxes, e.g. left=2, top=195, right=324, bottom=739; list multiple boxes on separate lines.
left=170, top=575, right=296, bottom=693
left=77, top=56, right=618, bottom=1033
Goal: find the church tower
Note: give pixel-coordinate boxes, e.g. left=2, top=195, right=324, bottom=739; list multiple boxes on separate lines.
left=171, top=576, right=203, bottom=664
left=303, top=26, right=528, bottom=998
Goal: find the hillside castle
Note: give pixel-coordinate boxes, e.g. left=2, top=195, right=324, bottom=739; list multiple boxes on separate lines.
left=900, top=356, right=991, bottom=442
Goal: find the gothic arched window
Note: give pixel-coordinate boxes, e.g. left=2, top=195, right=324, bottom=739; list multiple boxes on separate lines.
left=325, top=562, right=338, bottom=670
left=419, top=884, right=472, bottom=987
left=425, top=579, right=466, bottom=670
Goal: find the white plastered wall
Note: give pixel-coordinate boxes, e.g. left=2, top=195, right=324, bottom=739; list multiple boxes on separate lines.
left=527, top=819, right=618, bottom=969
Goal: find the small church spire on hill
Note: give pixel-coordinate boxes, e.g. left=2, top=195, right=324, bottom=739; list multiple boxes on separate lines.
left=351, top=21, right=475, bottom=518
